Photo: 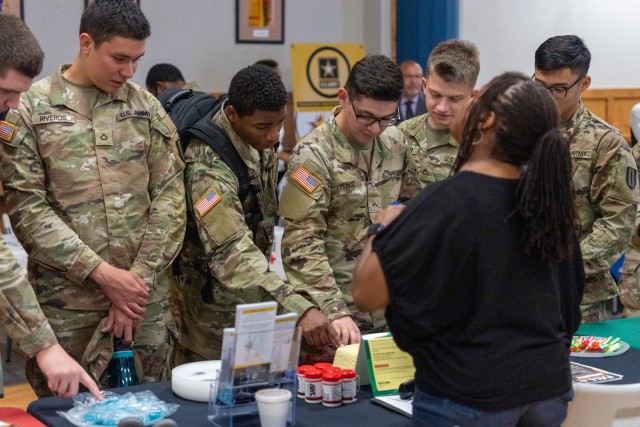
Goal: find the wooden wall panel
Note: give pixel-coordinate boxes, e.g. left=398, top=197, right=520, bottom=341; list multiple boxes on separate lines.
left=582, top=88, right=640, bottom=143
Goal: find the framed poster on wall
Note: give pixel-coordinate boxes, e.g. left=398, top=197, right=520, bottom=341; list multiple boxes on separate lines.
left=236, top=0, right=284, bottom=44
left=0, top=0, right=24, bottom=19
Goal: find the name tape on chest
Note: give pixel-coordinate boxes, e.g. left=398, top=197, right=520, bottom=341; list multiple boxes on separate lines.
left=0, top=121, right=15, bottom=142
left=195, top=189, right=222, bottom=217
left=291, top=166, right=319, bottom=193
left=33, top=114, right=75, bottom=125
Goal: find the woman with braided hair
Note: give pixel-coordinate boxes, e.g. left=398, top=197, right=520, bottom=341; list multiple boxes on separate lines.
left=353, top=72, right=585, bottom=426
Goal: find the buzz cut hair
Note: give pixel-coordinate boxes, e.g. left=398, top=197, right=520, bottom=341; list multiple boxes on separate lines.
left=426, top=39, right=480, bottom=88
left=80, top=0, right=150, bottom=48
left=0, top=14, right=44, bottom=78
left=535, top=35, right=591, bottom=77
left=227, top=64, right=287, bottom=117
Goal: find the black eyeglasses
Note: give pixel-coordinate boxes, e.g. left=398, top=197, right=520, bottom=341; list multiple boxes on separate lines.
left=532, top=74, right=584, bottom=99
left=350, top=102, right=399, bottom=128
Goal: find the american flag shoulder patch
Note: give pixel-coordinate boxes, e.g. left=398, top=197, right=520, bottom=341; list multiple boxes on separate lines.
left=195, top=189, right=221, bottom=217
left=291, top=166, right=319, bottom=193
left=0, top=121, right=15, bottom=142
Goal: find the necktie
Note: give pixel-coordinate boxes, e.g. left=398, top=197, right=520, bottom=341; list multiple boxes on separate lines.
left=404, top=100, right=415, bottom=120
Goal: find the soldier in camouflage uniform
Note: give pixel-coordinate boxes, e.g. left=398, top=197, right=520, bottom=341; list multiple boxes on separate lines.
left=173, top=64, right=325, bottom=364
left=0, top=0, right=185, bottom=396
left=619, top=143, right=640, bottom=317
left=145, top=63, right=200, bottom=98
left=278, top=55, right=421, bottom=360
left=0, top=14, right=101, bottom=399
left=534, top=35, right=640, bottom=322
left=398, top=40, right=480, bottom=188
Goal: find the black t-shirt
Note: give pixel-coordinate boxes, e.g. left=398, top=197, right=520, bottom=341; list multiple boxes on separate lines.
left=372, top=171, right=584, bottom=411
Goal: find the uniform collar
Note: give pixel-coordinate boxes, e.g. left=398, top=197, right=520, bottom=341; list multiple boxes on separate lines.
left=48, top=64, right=131, bottom=108
left=560, top=101, right=585, bottom=142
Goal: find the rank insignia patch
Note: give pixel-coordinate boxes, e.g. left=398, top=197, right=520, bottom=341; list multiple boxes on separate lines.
left=0, top=121, right=15, bottom=142
left=292, top=166, right=319, bottom=193
left=195, top=189, right=221, bottom=217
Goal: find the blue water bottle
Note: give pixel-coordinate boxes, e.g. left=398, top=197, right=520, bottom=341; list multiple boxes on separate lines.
left=107, top=338, right=140, bottom=388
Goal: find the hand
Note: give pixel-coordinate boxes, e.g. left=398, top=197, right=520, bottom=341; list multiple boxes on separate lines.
left=373, top=203, right=406, bottom=227
left=35, top=344, right=102, bottom=400
left=331, top=316, right=361, bottom=345
left=101, top=305, right=141, bottom=344
left=298, top=308, right=342, bottom=347
left=90, top=262, right=149, bottom=319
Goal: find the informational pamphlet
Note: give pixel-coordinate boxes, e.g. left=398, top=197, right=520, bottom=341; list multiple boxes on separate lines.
left=269, top=313, right=298, bottom=374
left=232, top=301, right=278, bottom=386
left=363, top=332, right=415, bottom=396
left=570, top=361, right=623, bottom=383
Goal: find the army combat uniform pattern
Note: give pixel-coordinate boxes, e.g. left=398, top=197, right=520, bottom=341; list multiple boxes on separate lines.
left=278, top=106, right=421, bottom=335
left=398, top=113, right=459, bottom=188
left=0, top=236, right=58, bottom=357
left=561, top=102, right=640, bottom=322
left=172, top=106, right=314, bottom=363
left=0, top=65, right=186, bottom=395
left=619, top=142, right=640, bottom=317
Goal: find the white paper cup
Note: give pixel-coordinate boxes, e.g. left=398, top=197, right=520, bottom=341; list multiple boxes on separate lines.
left=254, top=388, right=292, bottom=427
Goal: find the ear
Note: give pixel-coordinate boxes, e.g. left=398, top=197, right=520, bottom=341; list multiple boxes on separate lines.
left=478, top=111, right=496, bottom=131
left=579, top=75, right=591, bottom=94
left=79, top=33, right=93, bottom=54
left=226, top=104, right=238, bottom=122
left=422, top=77, right=427, bottom=92
left=156, top=81, right=167, bottom=94
left=338, top=88, right=348, bottom=106
left=470, top=88, right=479, bottom=98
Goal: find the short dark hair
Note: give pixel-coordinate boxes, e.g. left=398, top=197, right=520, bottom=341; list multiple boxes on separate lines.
left=145, top=63, right=185, bottom=89
left=535, top=35, right=591, bottom=76
left=453, top=72, right=577, bottom=262
left=344, top=55, right=403, bottom=102
left=80, top=0, right=150, bottom=47
left=0, top=14, right=44, bottom=78
left=227, top=64, right=287, bottom=117
left=426, top=39, right=480, bottom=88
left=254, top=59, right=279, bottom=69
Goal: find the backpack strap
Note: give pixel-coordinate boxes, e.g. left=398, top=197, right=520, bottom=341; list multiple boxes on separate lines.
left=186, top=112, right=264, bottom=238
left=159, top=88, right=194, bottom=113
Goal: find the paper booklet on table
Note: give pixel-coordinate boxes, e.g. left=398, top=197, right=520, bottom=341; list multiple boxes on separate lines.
left=570, top=361, right=623, bottom=384
left=361, top=332, right=415, bottom=396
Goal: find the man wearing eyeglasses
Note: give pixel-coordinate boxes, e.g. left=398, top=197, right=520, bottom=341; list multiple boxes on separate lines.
left=534, top=35, right=639, bottom=322
left=397, top=60, right=426, bottom=123
left=278, top=55, right=420, bottom=361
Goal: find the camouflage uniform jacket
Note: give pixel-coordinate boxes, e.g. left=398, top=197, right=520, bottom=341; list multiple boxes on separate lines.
left=0, top=65, right=186, bottom=311
left=0, top=235, right=57, bottom=357
left=278, top=106, right=420, bottom=328
left=174, top=106, right=314, bottom=360
left=561, top=102, right=639, bottom=305
left=398, top=113, right=459, bottom=188
left=619, top=143, right=640, bottom=316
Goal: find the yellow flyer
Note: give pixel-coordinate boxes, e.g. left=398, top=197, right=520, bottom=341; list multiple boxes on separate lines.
left=363, top=333, right=415, bottom=396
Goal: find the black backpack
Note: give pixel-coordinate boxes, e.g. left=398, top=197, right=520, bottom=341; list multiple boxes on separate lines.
left=158, top=88, right=262, bottom=234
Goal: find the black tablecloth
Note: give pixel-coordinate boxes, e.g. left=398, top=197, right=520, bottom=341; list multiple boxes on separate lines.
left=27, top=348, right=640, bottom=426
left=27, top=383, right=412, bottom=427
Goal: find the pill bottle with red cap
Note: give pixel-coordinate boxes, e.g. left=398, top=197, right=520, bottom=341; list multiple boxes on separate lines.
left=322, top=371, right=342, bottom=407
left=341, top=369, right=358, bottom=404
left=304, top=369, right=323, bottom=404
left=296, top=365, right=314, bottom=399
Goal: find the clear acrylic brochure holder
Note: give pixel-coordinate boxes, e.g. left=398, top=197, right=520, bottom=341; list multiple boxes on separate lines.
left=208, top=327, right=302, bottom=426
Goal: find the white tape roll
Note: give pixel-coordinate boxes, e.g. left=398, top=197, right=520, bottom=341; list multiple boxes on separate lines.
left=171, top=360, right=222, bottom=402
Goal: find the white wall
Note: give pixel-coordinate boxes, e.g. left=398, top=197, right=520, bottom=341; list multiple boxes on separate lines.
left=459, top=0, right=639, bottom=88
left=24, top=0, right=390, bottom=93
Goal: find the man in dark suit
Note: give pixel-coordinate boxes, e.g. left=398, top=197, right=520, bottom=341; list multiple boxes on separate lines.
left=398, top=60, right=427, bottom=123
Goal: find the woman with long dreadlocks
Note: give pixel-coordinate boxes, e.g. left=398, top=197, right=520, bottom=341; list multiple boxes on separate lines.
left=352, top=72, right=585, bottom=427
